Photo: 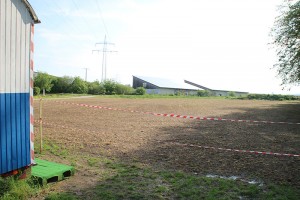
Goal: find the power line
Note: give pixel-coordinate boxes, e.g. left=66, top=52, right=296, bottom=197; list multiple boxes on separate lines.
left=71, top=0, right=99, bottom=40
left=93, top=0, right=111, bottom=40
left=49, top=0, right=95, bottom=44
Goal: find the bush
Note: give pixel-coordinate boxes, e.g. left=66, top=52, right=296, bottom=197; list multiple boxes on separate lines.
left=228, top=91, right=236, bottom=97
left=51, top=76, right=74, bottom=93
left=197, top=90, right=211, bottom=97
left=88, top=81, right=105, bottom=95
left=135, top=87, right=146, bottom=95
left=115, top=84, right=135, bottom=95
left=33, top=87, right=40, bottom=96
left=69, top=77, right=88, bottom=94
left=102, top=80, right=118, bottom=95
left=34, top=72, right=54, bottom=94
left=247, top=94, right=298, bottom=101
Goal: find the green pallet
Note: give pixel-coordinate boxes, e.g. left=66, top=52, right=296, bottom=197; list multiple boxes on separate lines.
left=31, top=159, right=75, bottom=185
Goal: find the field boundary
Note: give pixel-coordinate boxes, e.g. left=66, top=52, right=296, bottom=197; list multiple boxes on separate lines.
left=53, top=101, right=300, bottom=125
left=35, top=120, right=300, bottom=158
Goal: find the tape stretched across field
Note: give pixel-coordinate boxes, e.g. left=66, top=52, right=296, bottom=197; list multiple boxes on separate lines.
left=54, top=101, right=300, bottom=125
left=34, top=120, right=300, bottom=157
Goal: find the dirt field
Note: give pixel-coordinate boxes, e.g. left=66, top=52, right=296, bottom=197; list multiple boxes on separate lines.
left=33, top=97, right=300, bottom=197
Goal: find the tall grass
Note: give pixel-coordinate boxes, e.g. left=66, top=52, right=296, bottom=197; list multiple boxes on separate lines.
left=0, top=176, right=38, bottom=200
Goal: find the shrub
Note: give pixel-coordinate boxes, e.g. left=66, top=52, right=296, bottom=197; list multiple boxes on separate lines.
left=135, top=87, right=146, bottom=95
left=33, top=87, right=40, bottom=96
left=51, top=76, right=74, bottom=93
left=102, top=80, right=118, bottom=95
left=247, top=93, right=299, bottom=101
left=228, top=91, right=236, bottom=97
left=197, top=90, right=211, bottom=97
left=69, top=77, right=88, bottom=94
left=115, top=84, right=135, bottom=95
left=88, top=81, right=105, bottom=95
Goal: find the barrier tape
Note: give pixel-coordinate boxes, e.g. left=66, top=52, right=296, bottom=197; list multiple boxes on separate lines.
left=35, top=119, right=300, bottom=158
left=53, top=101, right=300, bottom=125
left=169, top=142, right=300, bottom=157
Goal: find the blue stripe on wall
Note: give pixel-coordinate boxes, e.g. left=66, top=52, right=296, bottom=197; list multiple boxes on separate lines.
left=0, top=93, right=31, bottom=174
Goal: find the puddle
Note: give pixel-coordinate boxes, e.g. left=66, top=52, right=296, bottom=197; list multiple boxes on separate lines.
left=206, top=174, right=263, bottom=186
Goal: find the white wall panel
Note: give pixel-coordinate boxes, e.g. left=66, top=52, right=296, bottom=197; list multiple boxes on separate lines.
left=0, top=0, right=32, bottom=94
left=0, top=0, right=6, bottom=93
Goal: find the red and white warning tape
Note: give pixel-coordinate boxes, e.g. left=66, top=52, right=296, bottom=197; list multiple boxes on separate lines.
left=34, top=119, right=300, bottom=158
left=53, top=101, right=300, bottom=125
left=30, top=23, right=35, bottom=165
left=170, top=142, right=300, bottom=157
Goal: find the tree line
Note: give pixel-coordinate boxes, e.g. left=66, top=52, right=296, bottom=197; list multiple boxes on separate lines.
left=33, top=72, right=145, bottom=95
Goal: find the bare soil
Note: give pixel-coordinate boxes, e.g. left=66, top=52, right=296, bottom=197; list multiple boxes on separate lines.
left=33, top=97, right=300, bottom=196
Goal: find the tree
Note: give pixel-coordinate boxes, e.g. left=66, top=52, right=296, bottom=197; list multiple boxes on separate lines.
left=102, top=80, right=118, bottom=95
left=88, top=81, right=105, bottom=95
left=69, top=77, right=88, bottom=94
left=271, top=1, right=300, bottom=86
left=51, top=76, right=74, bottom=93
left=34, top=72, right=54, bottom=95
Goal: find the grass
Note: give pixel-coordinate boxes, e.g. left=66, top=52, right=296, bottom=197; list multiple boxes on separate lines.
left=99, top=94, right=228, bottom=99
left=45, top=192, right=78, bottom=200
left=88, top=160, right=300, bottom=200
left=33, top=93, right=92, bottom=99
left=36, top=139, right=69, bottom=158
left=31, top=139, right=300, bottom=199
left=1, top=142, right=295, bottom=200
left=0, top=176, right=39, bottom=200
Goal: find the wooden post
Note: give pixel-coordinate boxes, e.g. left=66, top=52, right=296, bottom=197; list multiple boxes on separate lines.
left=39, top=98, right=43, bottom=154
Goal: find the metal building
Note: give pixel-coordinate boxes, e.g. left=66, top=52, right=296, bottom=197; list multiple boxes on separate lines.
left=0, top=0, right=40, bottom=175
left=133, top=76, right=199, bottom=95
left=184, top=80, right=249, bottom=97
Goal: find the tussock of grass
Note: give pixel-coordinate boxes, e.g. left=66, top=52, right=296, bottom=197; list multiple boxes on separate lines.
left=0, top=177, right=38, bottom=200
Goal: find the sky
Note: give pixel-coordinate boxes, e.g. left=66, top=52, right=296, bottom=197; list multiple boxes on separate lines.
left=29, top=0, right=300, bottom=95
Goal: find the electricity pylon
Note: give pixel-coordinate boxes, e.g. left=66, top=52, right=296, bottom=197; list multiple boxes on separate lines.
left=92, top=35, right=117, bottom=82
left=82, top=68, right=89, bottom=82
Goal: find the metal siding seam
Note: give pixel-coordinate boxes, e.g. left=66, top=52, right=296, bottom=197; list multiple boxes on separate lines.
left=0, top=0, right=3, bottom=174
left=6, top=97, right=13, bottom=173
left=0, top=95, right=5, bottom=173
left=11, top=93, right=17, bottom=169
left=24, top=93, right=30, bottom=166
left=10, top=1, right=17, bottom=169
left=20, top=93, right=26, bottom=167
left=16, top=93, right=22, bottom=168
left=5, top=0, right=11, bottom=94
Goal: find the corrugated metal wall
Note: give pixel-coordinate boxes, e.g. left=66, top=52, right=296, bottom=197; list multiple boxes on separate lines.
left=0, top=0, right=33, bottom=174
